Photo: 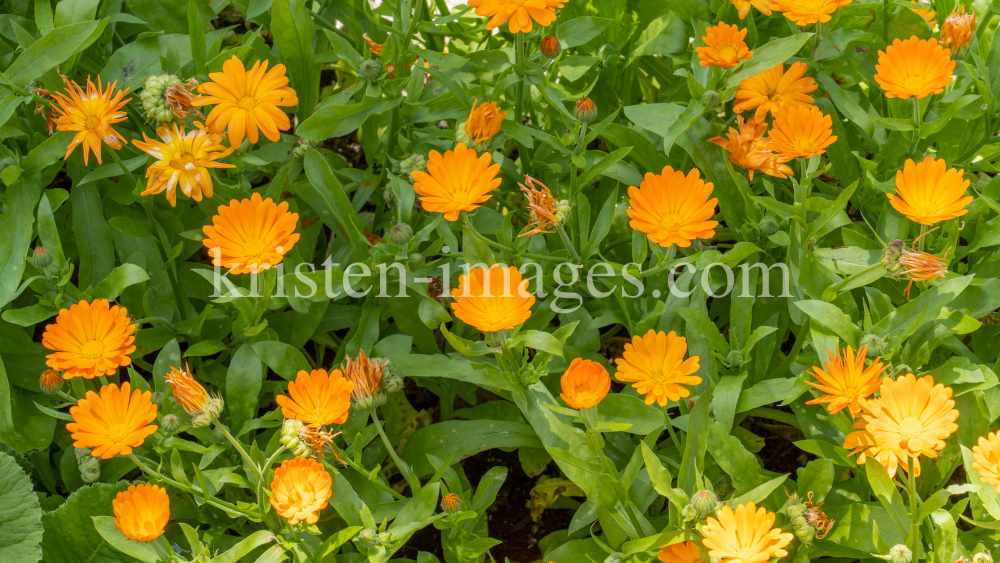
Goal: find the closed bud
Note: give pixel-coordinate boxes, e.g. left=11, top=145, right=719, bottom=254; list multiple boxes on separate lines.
left=973, top=553, right=993, bottom=563
left=76, top=448, right=101, bottom=483
left=725, top=350, right=744, bottom=368
left=360, top=59, right=382, bottom=81
left=357, top=528, right=378, bottom=549
left=442, top=492, right=462, bottom=514
left=691, top=490, right=719, bottom=518
left=32, top=247, right=54, bottom=269
left=702, top=89, right=720, bottom=108
left=407, top=253, right=425, bottom=270
left=786, top=504, right=806, bottom=519
left=387, top=224, right=413, bottom=246
left=39, top=370, right=62, bottom=394
left=860, top=334, right=887, bottom=358
left=190, top=397, right=225, bottom=428
left=140, top=74, right=182, bottom=123
left=759, top=215, right=779, bottom=236
left=398, top=153, right=427, bottom=175
left=574, top=97, right=597, bottom=123
left=280, top=418, right=311, bottom=457
left=681, top=503, right=697, bottom=522
left=555, top=200, right=571, bottom=224
left=541, top=35, right=560, bottom=59
left=291, top=138, right=319, bottom=160
left=794, top=522, right=815, bottom=543
left=377, top=532, right=392, bottom=546
left=151, top=391, right=165, bottom=407
left=161, top=414, right=182, bottom=434
left=888, top=544, right=912, bottom=563
left=383, top=373, right=404, bottom=394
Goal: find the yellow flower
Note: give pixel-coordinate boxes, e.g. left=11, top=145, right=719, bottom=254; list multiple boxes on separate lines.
left=887, top=157, right=971, bottom=226
left=202, top=192, right=301, bottom=274
left=410, top=144, right=502, bottom=222
left=451, top=264, right=535, bottom=332
left=658, top=540, right=701, bottom=563
left=769, top=105, right=838, bottom=159
left=843, top=418, right=919, bottom=479
left=559, top=358, right=611, bottom=409
left=771, top=0, right=852, bottom=25
left=701, top=503, right=794, bottom=563
left=973, top=432, right=1000, bottom=492
left=51, top=76, right=131, bottom=166
left=697, top=23, right=754, bottom=69
left=464, top=99, right=506, bottom=144
left=733, top=62, right=817, bottom=122
left=615, top=330, right=702, bottom=407
left=132, top=123, right=235, bottom=207
left=193, top=56, right=299, bottom=145
left=276, top=369, right=354, bottom=427
left=270, top=457, right=332, bottom=525
left=41, top=299, right=136, bottom=380
left=806, top=345, right=886, bottom=418
left=626, top=166, right=719, bottom=248
left=467, top=0, right=565, bottom=33
left=113, top=484, right=169, bottom=542
left=708, top=116, right=793, bottom=181
left=875, top=37, right=955, bottom=99
left=731, top=0, right=775, bottom=19
left=863, top=374, right=959, bottom=461
left=941, top=6, right=976, bottom=58
left=67, top=382, right=158, bottom=459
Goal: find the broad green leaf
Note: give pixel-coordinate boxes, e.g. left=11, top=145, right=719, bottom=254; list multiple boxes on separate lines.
left=91, top=516, right=157, bottom=562
left=302, top=148, right=370, bottom=261
left=596, top=394, right=662, bottom=435
left=865, top=457, right=910, bottom=536
left=401, top=420, right=542, bottom=477
left=297, top=97, right=403, bottom=141
left=252, top=340, right=312, bottom=380
left=72, top=184, right=114, bottom=291
left=41, top=482, right=133, bottom=563
left=226, top=343, right=263, bottom=435
left=4, top=21, right=102, bottom=86
left=723, top=33, right=814, bottom=88
left=89, top=264, right=149, bottom=301
left=272, top=0, right=318, bottom=117
left=0, top=451, right=43, bottom=562
left=0, top=179, right=42, bottom=309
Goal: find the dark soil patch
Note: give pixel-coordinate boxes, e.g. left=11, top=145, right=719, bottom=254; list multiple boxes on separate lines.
left=744, top=415, right=814, bottom=475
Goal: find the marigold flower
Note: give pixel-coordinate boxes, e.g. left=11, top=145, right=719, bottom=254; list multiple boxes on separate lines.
left=733, top=62, right=817, bottom=122
left=875, top=37, right=955, bottom=99
left=202, top=192, right=301, bottom=274
left=41, top=299, right=136, bottom=379
left=574, top=97, right=597, bottom=123
left=442, top=492, right=462, bottom=514
left=771, top=0, right=852, bottom=25
left=973, top=432, right=1000, bottom=492
left=658, top=540, right=701, bottom=563
left=559, top=358, right=610, bottom=409
left=193, top=56, right=299, bottom=146
left=615, top=330, right=702, bottom=407
left=67, top=382, right=158, bottom=459
left=519, top=176, right=567, bottom=237
left=863, top=374, right=959, bottom=462
left=39, top=370, right=63, bottom=394
left=701, top=503, right=794, bottom=563
left=806, top=345, right=887, bottom=418
left=132, top=124, right=235, bottom=207
left=51, top=76, right=131, bottom=166
left=843, top=418, right=919, bottom=478
left=731, top=0, right=774, bottom=19
left=708, top=117, right=793, bottom=181
left=451, top=264, right=535, bottom=332
left=277, top=369, right=354, bottom=427
left=541, top=35, right=560, bottom=59
left=626, top=166, right=719, bottom=247
left=410, top=144, right=501, bottom=222
left=769, top=105, right=838, bottom=159
left=467, top=0, right=565, bottom=33
left=342, top=350, right=389, bottom=411
left=941, top=6, right=976, bottom=59
left=270, top=457, right=332, bottom=525
left=463, top=98, right=506, bottom=145
left=697, top=23, right=753, bottom=69
left=113, top=484, right=169, bottom=542
left=887, top=157, right=971, bottom=226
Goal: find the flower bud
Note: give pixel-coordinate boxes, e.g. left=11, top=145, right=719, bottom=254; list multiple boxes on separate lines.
left=786, top=503, right=805, bottom=519
left=725, top=350, right=744, bottom=368
left=140, top=74, right=182, bottom=123
left=280, top=418, right=312, bottom=457
left=888, top=544, right=912, bottom=563
left=541, top=35, right=560, bottom=59
left=76, top=448, right=101, bottom=483
left=387, top=223, right=413, bottom=246
left=398, top=153, right=427, bottom=175
left=160, top=414, right=182, bottom=434
left=691, top=490, right=719, bottom=519
left=702, top=89, right=720, bottom=108
left=382, top=372, right=404, bottom=394
left=377, top=532, right=392, bottom=546
left=151, top=391, right=165, bottom=407
left=32, top=247, right=54, bottom=269
left=190, top=397, right=225, bottom=428
left=39, top=370, right=62, bottom=394
left=357, top=528, right=378, bottom=549
left=291, top=138, right=319, bottom=160
left=860, top=334, right=887, bottom=358
left=360, top=59, right=382, bottom=81
left=407, top=253, right=425, bottom=270
left=681, top=503, right=697, bottom=522
left=574, top=97, right=597, bottom=123
left=759, top=215, right=779, bottom=236
left=881, top=240, right=907, bottom=276
left=973, top=552, right=993, bottom=563
left=555, top=200, right=571, bottom=224
left=442, top=492, right=462, bottom=514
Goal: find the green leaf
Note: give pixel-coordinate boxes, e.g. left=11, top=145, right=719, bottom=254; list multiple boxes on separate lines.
left=677, top=390, right=709, bottom=494
left=226, top=343, right=263, bottom=435
left=596, top=394, right=662, bottom=435
left=0, top=355, right=13, bottom=434
left=865, top=457, right=910, bottom=536
left=582, top=186, right=617, bottom=261
left=677, top=307, right=730, bottom=354
left=302, top=148, right=370, bottom=261
left=723, top=33, right=814, bottom=88
left=557, top=17, right=613, bottom=48
left=0, top=451, right=43, bottom=562
left=577, top=148, right=631, bottom=192
left=72, top=184, right=114, bottom=291
left=272, top=0, right=318, bottom=117
left=439, top=324, right=494, bottom=357
left=54, top=0, right=99, bottom=26
left=188, top=0, right=206, bottom=74
left=515, top=330, right=564, bottom=356
left=89, top=264, right=149, bottom=301
left=0, top=179, right=41, bottom=309
left=640, top=441, right=686, bottom=508
left=297, top=97, right=403, bottom=141
left=709, top=422, right=766, bottom=493
left=41, top=482, right=132, bottom=563
left=795, top=300, right=863, bottom=347
left=727, top=474, right=786, bottom=507
left=401, top=420, right=542, bottom=477
left=252, top=341, right=312, bottom=380
left=4, top=21, right=102, bottom=86
left=322, top=29, right=362, bottom=69
left=214, top=530, right=278, bottom=563
left=91, top=516, right=157, bottom=562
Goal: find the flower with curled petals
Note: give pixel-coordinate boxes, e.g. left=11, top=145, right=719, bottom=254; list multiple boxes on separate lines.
left=697, top=23, right=753, bottom=69
left=132, top=123, right=235, bottom=207
left=270, top=457, right=332, bottom=525
left=733, top=62, right=817, bottom=122
left=41, top=299, right=136, bottom=380
left=467, top=0, right=565, bottom=33
left=941, top=6, right=976, bottom=59
left=67, top=382, right=158, bottom=459
left=973, top=432, right=1000, bottom=492
left=875, top=37, right=955, bottom=99
left=806, top=345, right=886, bottom=418
left=626, top=166, right=719, bottom=248
left=202, top=192, right=300, bottom=274
left=731, top=0, right=775, bottom=19
left=451, top=264, right=535, bottom=332
left=560, top=358, right=610, bottom=409
left=410, top=144, right=501, bottom=222
left=463, top=99, right=506, bottom=144
left=887, top=157, right=972, bottom=226
left=276, top=369, right=354, bottom=427
left=708, top=116, right=793, bottom=181
left=701, top=502, right=793, bottom=563
left=113, top=484, right=169, bottom=542
left=615, top=330, right=701, bottom=407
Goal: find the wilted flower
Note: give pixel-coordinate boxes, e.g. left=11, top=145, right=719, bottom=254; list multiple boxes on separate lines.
left=519, top=176, right=565, bottom=237
left=882, top=238, right=949, bottom=298
left=363, top=33, right=383, bottom=57
left=574, top=97, right=597, bottom=123
left=31, top=85, right=60, bottom=135
left=140, top=75, right=200, bottom=122
left=342, top=350, right=390, bottom=411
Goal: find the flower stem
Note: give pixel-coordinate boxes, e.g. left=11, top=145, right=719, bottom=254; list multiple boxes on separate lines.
left=580, top=408, right=645, bottom=538
left=108, top=147, right=138, bottom=188
left=556, top=225, right=582, bottom=263
left=369, top=408, right=421, bottom=492
left=661, top=405, right=683, bottom=453
left=128, top=454, right=258, bottom=519
left=910, top=96, right=922, bottom=157
left=150, top=537, right=175, bottom=562
left=638, top=244, right=675, bottom=278
left=514, top=32, right=525, bottom=126
left=212, top=419, right=262, bottom=483
left=461, top=212, right=565, bottom=263
left=286, top=522, right=321, bottom=563
left=907, top=456, right=920, bottom=560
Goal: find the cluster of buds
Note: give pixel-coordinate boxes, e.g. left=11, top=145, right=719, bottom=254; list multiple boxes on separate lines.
left=290, top=137, right=320, bottom=160
left=279, top=418, right=338, bottom=459
left=397, top=153, right=426, bottom=176
left=165, top=364, right=224, bottom=428
left=140, top=75, right=200, bottom=123
left=343, top=352, right=402, bottom=411
left=39, top=369, right=63, bottom=395
left=32, top=247, right=62, bottom=280
left=786, top=491, right=834, bottom=543
left=75, top=448, right=101, bottom=483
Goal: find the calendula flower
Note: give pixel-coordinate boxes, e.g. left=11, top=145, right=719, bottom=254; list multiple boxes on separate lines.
left=908, top=1, right=935, bottom=22
left=132, top=123, right=235, bottom=207
left=41, top=299, right=136, bottom=379
left=887, top=157, right=971, bottom=225
left=864, top=374, right=959, bottom=462
left=697, top=23, right=753, bottom=69
left=193, top=56, right=299, bottom=145
left=806, top=345, right=887, bottom=418
left=277, top=369, right=354, bottom=427
left=67, top=382, right=158, bottom=459
left=113, top=484, right=169, bottom=542
left=769, top=105, right=838, bottom=159
left=731, top=0, right=774, bottom=19
left=875, top=37, right=955, bottom=99
left=519, top=176, right=568, bottom=237
left=461, top=99, right=506, bottom=145
left=270, top=457, right=332, bottom=525
left=708, top=116, right=793, bottom=181
left=51, top=76, right=131, bottom=166
left=165, top=364, right=209, bottom=415
left=342, top=350, right=390, bottom=411
left=973, top=432, right=1000, bottom=492
left=451, top=264, right=535, bottom=332
left=541, top=35, right=560, bottom=59
left=202, top=192, right=301, bottom=274
left=467, top=0, right=565, bottom=33
left=733, top=62, right=817, bottom=122
left=559, top=358, right=610, bottom=409
left=659, top=541, right=702, bottom=563
left=771, top=0, right=852, bottom=25
left=843, top=419, right=919, bottom=478
left=410, top=144, right=501, bottom=221
left=615, top=330, right=702, bottom=407
left=627, top=166, right=719, bottom=248
left=881, top=238, right=950, bottom=298
left=39, top=370, right=63, bottom=394
left=574, top=97, right=597, bottom=123
left=941, top=6, right=976, bottom=59
left=702, top=503, right=794, bottom=563
left=299, top=426, right=337, bottom=459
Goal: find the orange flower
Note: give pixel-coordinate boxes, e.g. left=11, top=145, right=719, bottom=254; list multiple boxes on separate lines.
left=193, top=56, right=299, bottom=145
left=113, top=484, right=170, bottom=542
left=806, top=345, right=886, bottom=418
left=908, top=1, right=935, bottom=21
left=541, top=35, right=560, bottom=59
left=626, top=166, right=718, bottom=248
left=41, top=299, right=136, bottom=379
left=887, top=157, right=971, bottom=225
left=615, top=330, right=702, bottom=407
left=973, top=432, right=1000, bottom=492
left=709, top=116, right=793, bottom=181
left=769, top=105, right=838, bottom=159
left=451, top=264, right=535, bottom=332
left=467, top=0, right=565, bottom=33
left=519, top=176, right=564, bottom=237
left=464, top=99, right=506, bottom=144
left=276, top=369, right=354, bottom=427
left=165, top=364, right=210, bottom=415
left=442, top=492, right=462, bottom=514
left=731, top=0, right=775, bottom=19
left=771, top=0, right=852, bottom=25
left=697, top=23, right=753, bottom=69
left=875, top=37, right=955, bottom=99
left=364, top=33, right=384, bottom=57
left=843, top=418, right=919, bottom=478
left=882, top=238, right=950, bottom=298
left=67, top=382, right=158, bottom=459
left=51, top=76, right=131, bottom=166
left=342, top=350, right=389, bottom=410
left=270, top=457, right=332, bottom=524
left=164, top=78, right=202, bottom=120
left=202, top=192, right=301, bottom=274
left=132, top=123, right=235, bottom=207
left=733, top=62, right=817, bottom=122
left=658, top=541, right=701, bottom=563
left=864, top=374, right=959, bottom=459
left=559, top=358, right=610, bottom=409
left=410, top=144, right=501, bottom=221
left=701, top=503, right=794, bottom=563
left=941, top=6, right=976, bottom=58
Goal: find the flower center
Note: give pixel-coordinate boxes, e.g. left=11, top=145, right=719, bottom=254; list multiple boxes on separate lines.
left=84, top=115, right=101, bottom=130
left=902, top=75, right=928, bottom=94
left=899, top=417, right=925, bottom=440
left=718, top=45, right=738, bottom=61
left=242, top=238, right=269, bottom=261
left=508, top=0, right=530, bottom=5
left=483, top=306, right=509, bottom=328
left=80, top=339, right=105, bottom=360
left=238, top=96, right=257, bottom=110
left=106, top=422, right=131, bottom=443
left=658, top=213, right=684, bottom=232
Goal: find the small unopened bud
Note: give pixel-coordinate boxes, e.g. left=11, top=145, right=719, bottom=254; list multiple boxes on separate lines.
left=725, top=350, right=744, bottom=368
left=574, top=97, right=597, bottom=123
left=888, top=544, right=912, bottom=563
left=691, top=490, right=719, bottom=519
left=76, top=448, right=101, bottom=483
left=140, top=74, right=182, bottom=123
left=357, top=528, right=378, bottom=549
left=702, top=89, right=720, bottom=108
left=32, top=247, right=54, bottom=269
left=759, top=215, right=779, bottom=236
left=382, top=372, right=404, bottom=394
left=792, top=515, right=814, bottom=542
left=291, top=138, right=318, bottom=160
left=860, top=334, right=887, bottom=358
left=359, top=59, right=382, bottom=81
left=161, top=414, right=182, bottom=434
left=387, top=223, right=413, bottom=246
left=973, top=552, right=993, bottom=563
left=555, top=200, right=571, bottom=224
left=377, top=532, right=392, bottom=546
left=39, top=370, right=62, bottom=394
left=441, top=492, right=462, bottom=514
left=190, top=397, right=225, bottom=428
left=407, top=253, right=425, bottom=270
left=280, top=418, right=311, bottom=457
left=541, top=35, right=560, bottom=59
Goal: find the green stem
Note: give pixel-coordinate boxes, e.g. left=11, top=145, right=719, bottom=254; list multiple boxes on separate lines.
left=556, top=225, right=582, bottom=263
left=370, top=408, right=421, bottom=492
left=910, top=96, right=922, bottom=157
left=128, top=454, right=258, bottom=518
left=917, top=224, right=928, bottom=253
left=107, top=147, right=138, bottom=187
left=286, top=522, right=321, bottom=563
left=813, top=22, right=822, bottom=57
left=461, top=212, right=565, bottom=262
left=140, top=197, right=193, bottom=320
left=638, top=244, right=675, bottom=278
left=882, top=0, right=890, bottom=44
left=150, top=537, right=175, bottom=562
left=212, top=419, right=261, bottom=483
left=661, top=405, right=683, bottom=453
left=581, top=408, right=645, bottom=538
left=907, top=456, right=920, bottom=560
left=514, top=32, right=525, bottom=125
left=569, top=121, right=589, bottom=201
left=322, top=454, right=408, bottom=501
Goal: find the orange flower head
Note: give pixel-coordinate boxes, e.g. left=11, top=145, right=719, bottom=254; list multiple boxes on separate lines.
left=113, top=484, right=170, bottom=542
left=574, top=97, right=597, bottom=123
left=41, top=299, right=136, bottom=379
left=410, top=144, right=501, bottom=222
left=973, top=432, right=1000, bottom=492
left=39, top=370, right=63, bottom=394
left=697, top=23, right=753, bottom=69
left=626, top=165, right=719, bottom=248
left=772, top=0, right=852, bottom=25
left=463, top=99, right=506, bottom=145
left=132, top=123, right=235, bottom=207
left=270, top=457, right=332, bottom=525
left=941, top=6, right=976, bottom=58
left=769, top=105, right=838, bottom=159
left=277, top=368, right=354, bottom=427
left=519, top=175, right=566, bottom=237
left=451, top=264, right=535, bottom=332
left=701, top=502, right=794, bottom=563
left=165, top=363, right=211, bottom=416
left=51, top=76, right=130, bottom=166
left=541, top=35, right=560, bottom=59
left=202, top=192, right=300, bottom=274
left=658, top=540, right=701, bottom=563
left=806, top=345, right=887, bottom=418
left=733, top=62, right=817, bottom=122
left=862, top=374, right=959, bottom=461
left=67, top=382, right=158, bottom=459
left=193, top=56, right=299, bottom=145
left=442, top=492, right=462, bottom=514
left=875, top=37, right=955, bottom=99
left=615, top=330, right=702, bottom=407
left=364, top=33, right=384, bottom=57
left=467, top=0, right=565, bottom=33
left=731, top=0, right=775, bottom=19
left=709, top=116, right=793, bottom=181
left=887, top=157, right=971, bottom=226
left=843, top=418, right=921, bottom=479
left=342, top=350, right=390, bottom=411
left=909, top=1, right=935, bottom=21
left=559, top=358, right=610, bottom=409
left=299, top=426, right=337, bottom=458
